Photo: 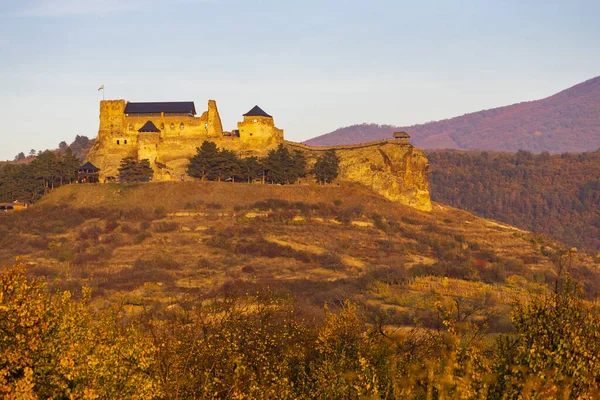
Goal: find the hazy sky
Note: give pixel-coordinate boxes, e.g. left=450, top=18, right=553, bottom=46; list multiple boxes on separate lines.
left=0, top=0, right=598, bottom=160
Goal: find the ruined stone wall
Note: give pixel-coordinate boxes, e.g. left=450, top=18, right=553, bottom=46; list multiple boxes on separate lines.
left=207, top=100, right=223, bottom=138
left=286, top=140, right=431, bottom=211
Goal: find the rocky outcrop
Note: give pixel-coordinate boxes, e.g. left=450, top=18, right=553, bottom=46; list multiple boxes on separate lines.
left=286, top=140, right=432, bottom=211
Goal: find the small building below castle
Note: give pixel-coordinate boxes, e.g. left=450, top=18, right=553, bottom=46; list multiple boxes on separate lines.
left=77, top=162, right=100, bottom=183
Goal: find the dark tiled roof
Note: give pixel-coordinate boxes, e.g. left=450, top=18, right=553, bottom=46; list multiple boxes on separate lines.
left=138, top=120, right=161, bottom=133
left=243, top=105, right=272, bottom=118
left=124, top=102, right=196, bottom=115
left=78, top=162, right=99, bottom=172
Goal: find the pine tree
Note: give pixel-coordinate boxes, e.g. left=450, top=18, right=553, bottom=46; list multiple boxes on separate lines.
left=240, top=156, right=263, bottom=183
left=136, top=159, right=154, bottom=182
left=313, top=150, right=340, bottom=184
left=187, top=141, right=219, bottom=181
left=118, top=157, right=153, bottom=183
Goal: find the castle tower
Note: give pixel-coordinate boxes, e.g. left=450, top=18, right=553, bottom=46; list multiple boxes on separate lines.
left=237, top=105, right=284, bottom=144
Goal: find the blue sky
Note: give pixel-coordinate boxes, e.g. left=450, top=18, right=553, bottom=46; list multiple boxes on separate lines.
left=0, top=0, right=598, bottom=160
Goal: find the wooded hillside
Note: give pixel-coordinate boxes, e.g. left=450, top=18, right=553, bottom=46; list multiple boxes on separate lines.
left=428, top=150, right=600, bottom=251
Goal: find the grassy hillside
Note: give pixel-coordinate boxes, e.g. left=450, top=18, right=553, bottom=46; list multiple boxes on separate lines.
left=2, top=181, right=598, bottom=330
left=3, top=181, right=600, bottom=397
left=306, top=76, right=600, bottom=153
left=427, top=149, right=600, bottom=251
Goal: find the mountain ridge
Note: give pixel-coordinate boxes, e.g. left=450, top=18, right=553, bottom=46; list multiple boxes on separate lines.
left=305, top=76, right=600, bottom=153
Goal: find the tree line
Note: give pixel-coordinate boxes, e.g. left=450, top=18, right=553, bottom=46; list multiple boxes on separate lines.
left=0, top=148, right=81, bottom=203
left=187, top=141, right=339, bottom=185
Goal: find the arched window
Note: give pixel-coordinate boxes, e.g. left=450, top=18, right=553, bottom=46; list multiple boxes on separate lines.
left=170, top=123, right=175, bottom=130
left=180, top=123, right=184, bottom=131
left=117, top=140, right=120, bottom=145
left=160, top=123, right=165, bottom=130
left=124, top=139, right=128, bottom=144
left=253, top=119, right=257, bottom=123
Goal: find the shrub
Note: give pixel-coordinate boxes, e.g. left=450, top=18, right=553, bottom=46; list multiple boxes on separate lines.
left=135, top=232, right=152, bottom=244
left=78, top=224, right=102, bottom=241
left=154, top=221, right=178, bottom=233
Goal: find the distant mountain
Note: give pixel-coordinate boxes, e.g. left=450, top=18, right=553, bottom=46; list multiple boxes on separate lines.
left=305, top=76, right=600, bottom=153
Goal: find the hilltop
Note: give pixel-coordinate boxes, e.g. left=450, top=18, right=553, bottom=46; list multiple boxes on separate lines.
left=2, top=181, right=598, bottom=331
left=306, top=76, right=600, bottom=153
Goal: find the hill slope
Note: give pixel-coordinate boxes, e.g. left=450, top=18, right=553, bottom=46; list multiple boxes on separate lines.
left=1, top=181, right=599, bottom=335
left=306, top=76, right=600, bottom=153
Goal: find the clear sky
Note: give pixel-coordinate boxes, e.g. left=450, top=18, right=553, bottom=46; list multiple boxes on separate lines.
left=0, top=0, right=598, bottom=160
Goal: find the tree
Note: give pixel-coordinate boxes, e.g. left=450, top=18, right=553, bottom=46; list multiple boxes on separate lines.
left=118, top=157, right=154, bottom=183
left=491, top=269, right=600, bottom=398
left=59, top=147, right=81, bottom=184
left=240, top=156, right=263, bottom=183
left=263, top=145, right=306, bottom=184
left=213, top=148, right=240, bottom=182
left=14, top=152, right=25, bottom=162
left=58, top=141, right=68, bottom=151
left=29, top=149, right=36, bottom=157
left=290, top=150, right=307, bottom=183
left=187, top=141, right=220, bottom=181
left=313, top=150, right=340, bottom=184
left=31, top=151, right=60, bottom=191
left=0, top=265, right=160, bottom=398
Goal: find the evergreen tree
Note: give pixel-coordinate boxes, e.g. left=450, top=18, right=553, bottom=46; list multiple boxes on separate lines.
left=31, top=151, right=60, bottom=191
left=14, top=152, right=25, bottom=162
left=58, top=147, right=80, bottom=184
left=187, top=141, right=219, bottom=181
left=118, top=157, right=154, bottom=183
left=136, top=159, right=154, bottom=182
left=214, top=148, right=240, bottom=182
left=263, top=145, right=305, bottom=184
left=290, top=150, right=307, bottom=183
left=240, top=156, right=263, bottom=183
left=313, top=150, right=340, bottom=184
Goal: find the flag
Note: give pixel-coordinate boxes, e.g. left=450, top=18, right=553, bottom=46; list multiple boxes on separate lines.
left=98, top=85, right=104, bottom=91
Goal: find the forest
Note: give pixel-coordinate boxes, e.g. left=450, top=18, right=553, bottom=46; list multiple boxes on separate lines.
left=428, top=149, right=600, bottom=251
left=0, top=148, right=81, bottom=203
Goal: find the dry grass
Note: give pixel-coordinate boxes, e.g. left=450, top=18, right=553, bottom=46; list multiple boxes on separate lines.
left=2, top=180, right=599, bottom=332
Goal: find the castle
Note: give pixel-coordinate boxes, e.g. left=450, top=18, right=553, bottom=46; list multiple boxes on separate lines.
left=87, top=100, right=284, bottom=181
left=86, top=99, right=432, bottom=211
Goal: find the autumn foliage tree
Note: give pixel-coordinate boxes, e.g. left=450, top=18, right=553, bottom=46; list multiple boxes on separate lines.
left=0, top=265, right=160, bottom=398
